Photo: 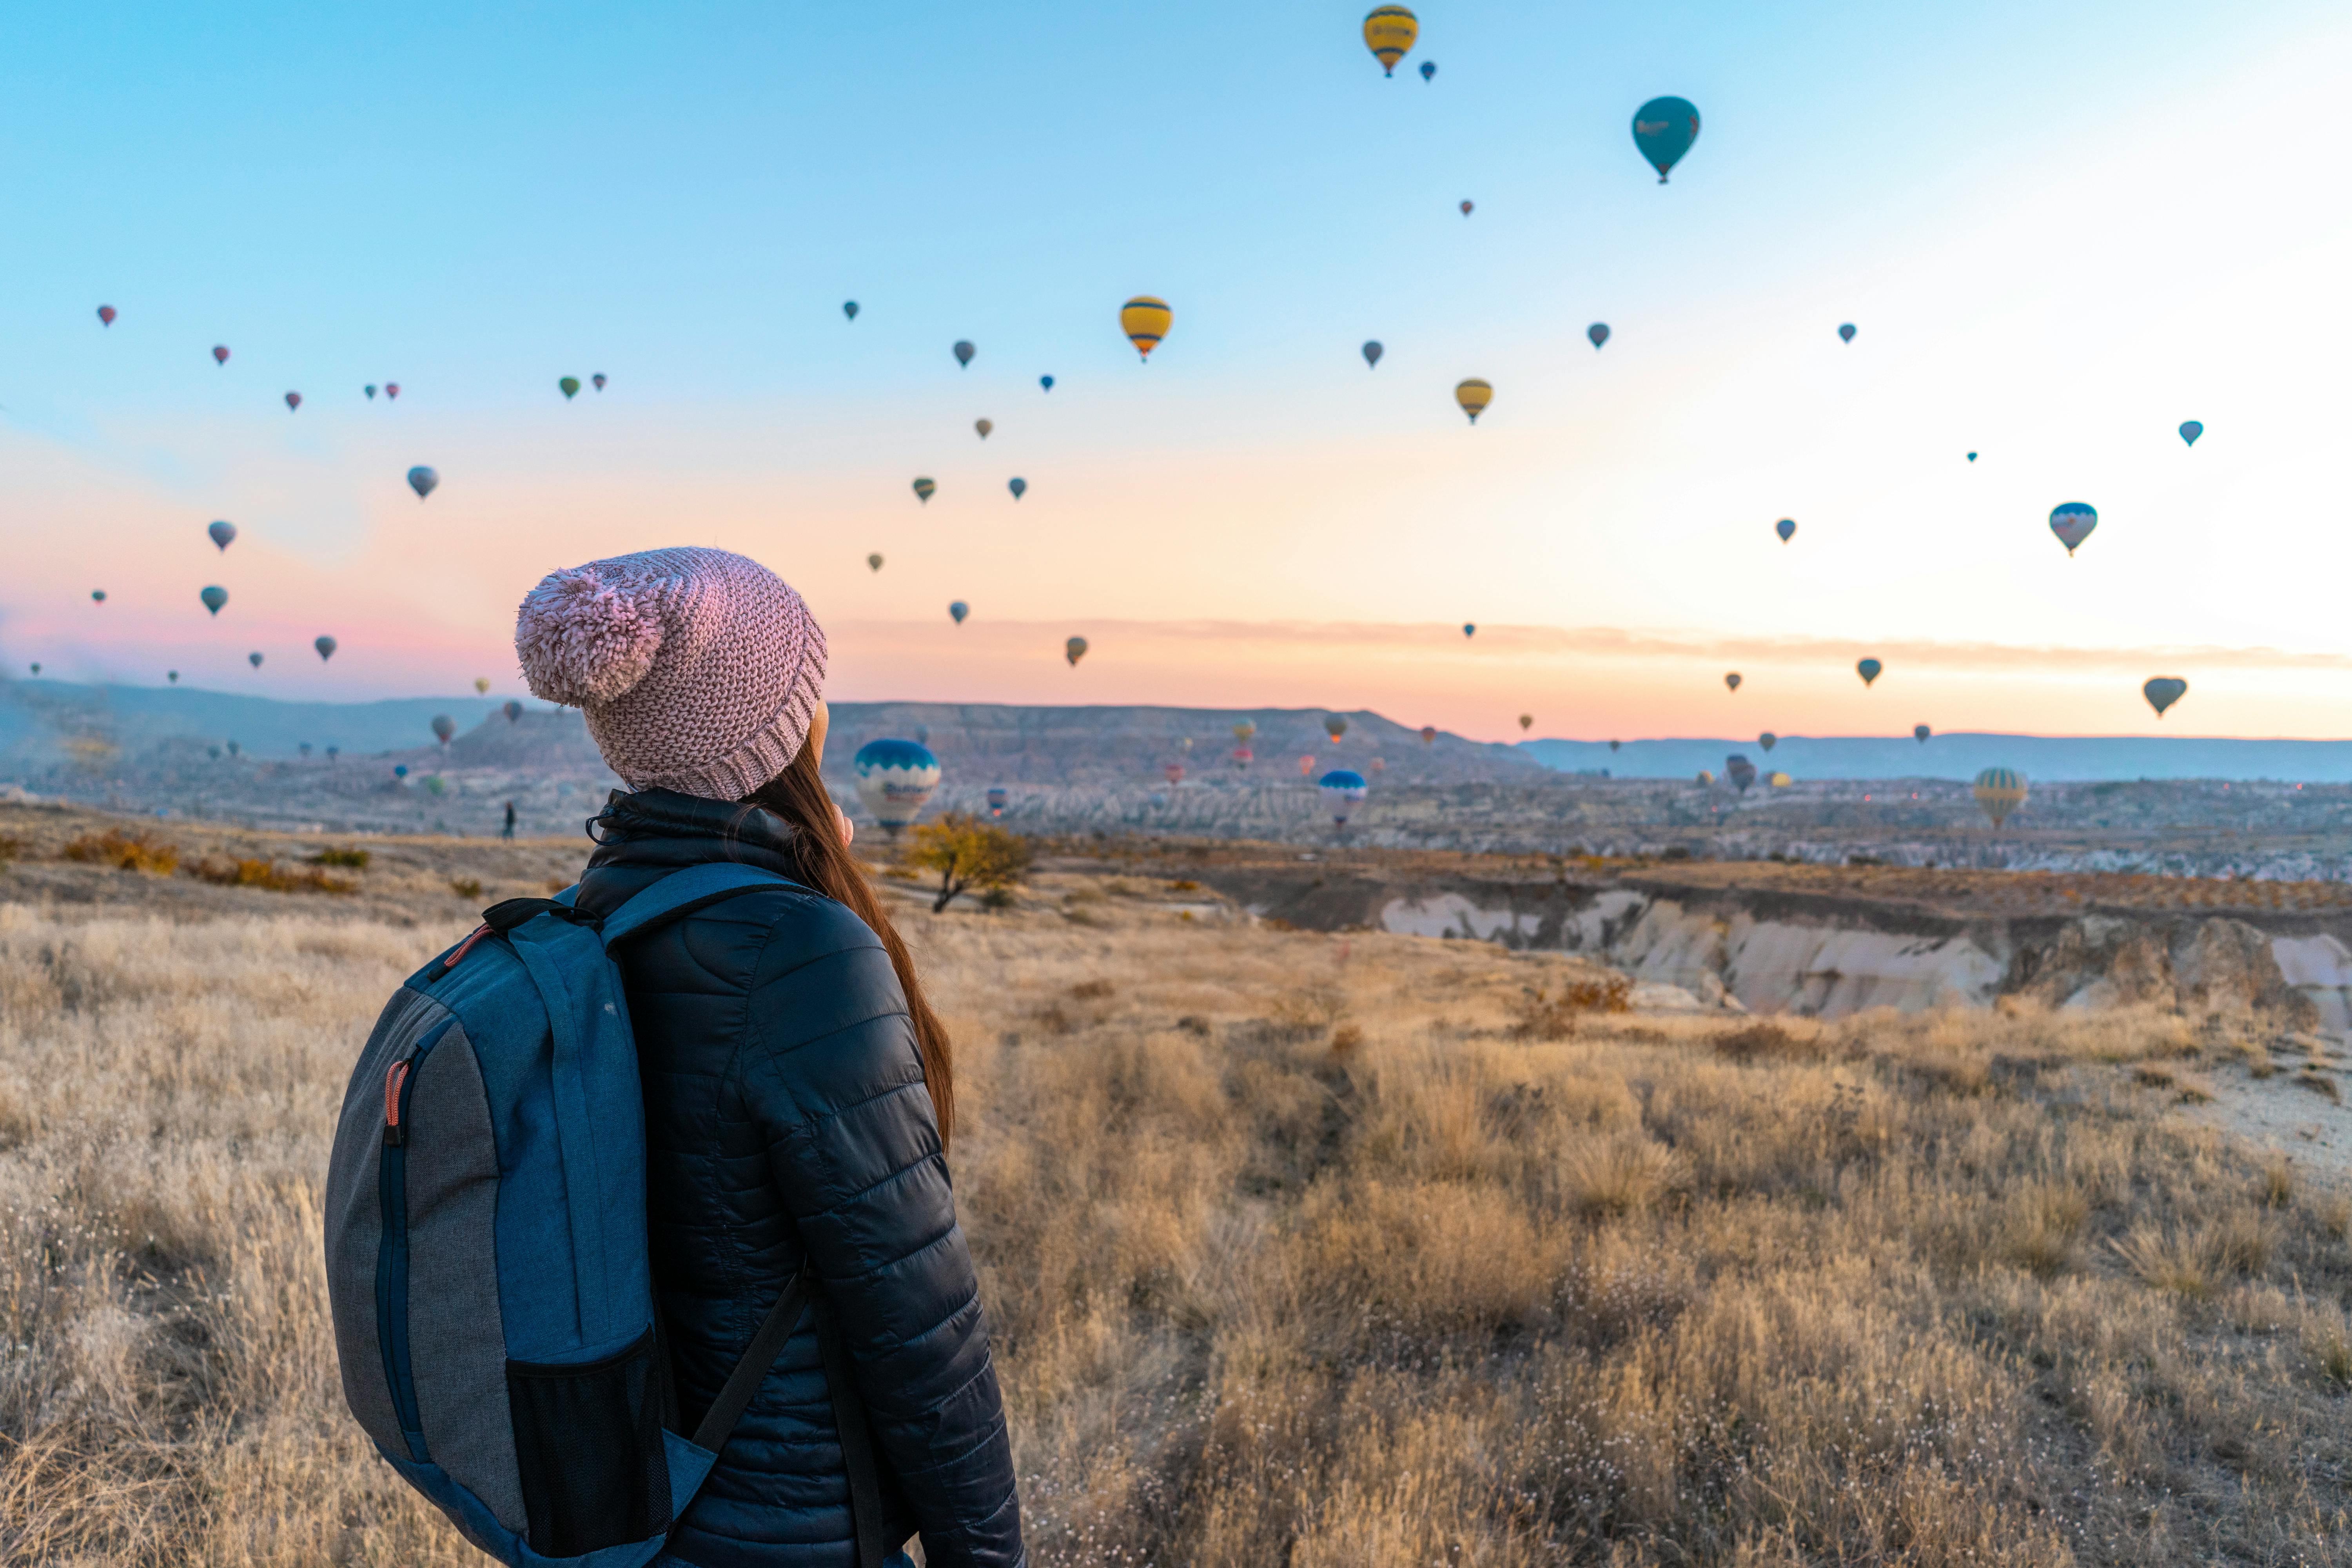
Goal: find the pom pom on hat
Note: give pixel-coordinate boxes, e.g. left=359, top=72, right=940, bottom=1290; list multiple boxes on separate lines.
left=516, top=560, right=666, bottom=704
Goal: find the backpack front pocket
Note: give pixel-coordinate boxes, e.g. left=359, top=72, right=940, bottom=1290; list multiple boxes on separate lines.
left=505, top=1328, right=673, bottom=1555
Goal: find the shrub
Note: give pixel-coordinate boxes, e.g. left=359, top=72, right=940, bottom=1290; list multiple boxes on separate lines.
left=1713, top=1020, right=1818, bottom=1063
left=449, top=877, right=484, bottom=900
left=64, top=829, right=180, bottom=875
left=1506, top=973, right=1632, bottom=1040
left=0, top=833, right=21, bottom=866
left=308, top=846, right=370, bottom=869
left=192, top=857, right=357, bottom=894
left=902, top=813, right=1033, bottom=913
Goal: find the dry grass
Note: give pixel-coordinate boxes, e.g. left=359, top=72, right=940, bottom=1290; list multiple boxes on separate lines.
left=2, top=870, right=2350, bottom=1564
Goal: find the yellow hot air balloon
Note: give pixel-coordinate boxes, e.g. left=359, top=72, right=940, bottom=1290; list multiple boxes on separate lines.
left=1455, top=378, right=1492, bottom=423
left=474, top=678, right=490, bottom=695
left=1362, top=5, right=1417, bottom=75
left=1120, top=297, right=1171, bottom=361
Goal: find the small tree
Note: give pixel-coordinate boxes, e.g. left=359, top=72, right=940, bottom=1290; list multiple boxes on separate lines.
left=902, top=813, right=1033, bottom=913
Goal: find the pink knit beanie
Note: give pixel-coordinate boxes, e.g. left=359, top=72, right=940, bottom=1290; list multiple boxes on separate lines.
left=514, top=547, right=826, bottom=799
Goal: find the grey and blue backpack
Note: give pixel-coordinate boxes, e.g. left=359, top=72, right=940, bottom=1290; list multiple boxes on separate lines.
left=324, top=862, right=895, bottom=1566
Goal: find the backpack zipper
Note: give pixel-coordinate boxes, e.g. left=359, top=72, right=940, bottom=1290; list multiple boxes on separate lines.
left=376, top=1019, right=453, bottom=1459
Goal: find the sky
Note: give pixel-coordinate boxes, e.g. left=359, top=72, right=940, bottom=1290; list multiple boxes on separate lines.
left=4, top=0, right=2349, bottom=744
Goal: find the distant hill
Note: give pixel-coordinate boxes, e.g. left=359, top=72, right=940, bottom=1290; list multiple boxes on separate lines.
left=1521, top=733, right=2352, bottom=784
left=0, top=677, right=508, bottom=764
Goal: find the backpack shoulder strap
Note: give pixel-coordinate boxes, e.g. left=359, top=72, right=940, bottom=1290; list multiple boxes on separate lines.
left=600, top=862, right=801, bottom=949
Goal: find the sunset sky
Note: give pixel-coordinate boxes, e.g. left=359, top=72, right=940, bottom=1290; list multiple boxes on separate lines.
left=5, top=1, right=2349, bottom=742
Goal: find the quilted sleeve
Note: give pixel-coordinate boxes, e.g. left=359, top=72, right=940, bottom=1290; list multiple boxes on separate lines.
left=734, top=896, right=1025, bottom=1568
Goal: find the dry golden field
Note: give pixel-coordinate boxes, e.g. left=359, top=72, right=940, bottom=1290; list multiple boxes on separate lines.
left=2, top=806, right=2350, bottom=1565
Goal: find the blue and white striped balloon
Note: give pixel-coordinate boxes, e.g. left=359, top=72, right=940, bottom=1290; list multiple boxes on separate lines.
left=853, top=739, right=941, bottom=835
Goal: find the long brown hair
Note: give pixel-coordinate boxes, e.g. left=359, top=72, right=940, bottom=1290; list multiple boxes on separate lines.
left=745, top=741, right=955, bottom=1148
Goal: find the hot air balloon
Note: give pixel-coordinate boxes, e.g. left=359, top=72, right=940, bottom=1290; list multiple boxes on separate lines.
left=593, top=374, right=607, bottom=391
left=559, top=377, right=580, bottom=400
left=1455, top=379, right=1492, bottom=423
left=2179, top=421, right=2203, bottom=447
left=167, top=670, right=176, bottom=683
left=248, top=652, right=264, bottom=669
left=1326, top=715, right=1348, bottom=742
left=1298, top=755, right=1316, bottom=777
left=1609, top=740, right=1620, bottom=752
left=1463, top=624, right=1475, bottom=639
left=327, top=745, right=338, bottom=759
left=2049, top=502, right=2097, bottom=555
left=949, top=601, right=969, bottom=624
left=1009, top=477, right=1027, bottom=500
left=1165, top=763, right=1185, bottom=785
left=974, top=418, right=993, bottom=439
left=1857, top=658, right=1882, bottom=687
left=1040, top=375, right=1054, bottom=391
left=213, top=345, right=230, bottom=365
left=314, top=635, right=337, bottom=661
left=366, top=385, right=378, bottom=399
left=1363, top=5, right=1417, bottom=74
left=1232, top=721, right=1256, bottom=743
left=407, top=465, right=439, bottom=500
left=867, top=553, right=884, bottom=573
left=854, top=738, right=940, bottom=836
left=1769, top=772, right=1792, bottom=789
left=843, top=302, right=860, bottom=321
left=284, top=392, right=302, bottom=412
left=953, top=340, right=975, bottom=368
left=504, top=699, right=523, bottom=723
left=1631, top=96, right=1700, bottom=182
left=1319, top=769, right=1368, bottom=825
left=1696, top=769, right=1714, bottom=785
left=2143, top=677, right=2188, bottom=718
left=1775, top=518, right=1795, bottom=543
left=394, top=764, right=408, bottom=779
left=1974, top=767, right=2027, bottom=829
left=1838, top=323, right=1856, bottom=343
left=913, top=477, right=936, bottom=503
left=227, top=741, right=241, bottom=757
left=1065, top=636, right=1088, bottom=666
left=1587, top=323, right=1610, bottom=349
left=1232, top=747, right=1254, bottom=769
left=1420, top=60, right=1436, bottom=81
left=1362, top=340, right=1383, bottom=368
left=385, top=383, right=400, bottom=399
left=1518, top=714, right=1533, bottom=732
left=1120, top=297, right=1171, bottom=360
left=1180, top=737, right=1193, bottom=751
left=1460, top=200, right=1474, bottom=216
left=1966, top=452, right=1977, bottom=462
left=201, top=585, right=228, bottom=616
left=914, top=725, right=930, bottom=747
left=299, top=743, right=312, bottom=759
left=474, top=678, right=490, bottom=695
left=91, top=590, right=106, bottom=603
left=1726, top=755, right=1757, bottom=794
left=985, top=786, right=1008, bottom=818
left=208, top=519, right=236, bottom=552
left=432, top=715, right=457, bottom=746
left=1759, top=732, right=1777, bottom=752
left=1914, top=724, right=1931, bottom=744
left=1419, top=725, right=1437, bottom=746
left=1724, top=672, right=1741, bottom=692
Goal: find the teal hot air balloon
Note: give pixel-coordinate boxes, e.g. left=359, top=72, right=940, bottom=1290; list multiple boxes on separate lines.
left=1632, top=96, right=1700, bottom=183
left=843, top=301, right=859, bottom=321
left=1914, top=724, right=1931, bottom=744
left=2143, top=677, right=2188, bottom=718
left=91, top=590, right=106, bottom=603
left=1759, top=732, right=1777, bottom=752
left=1040, top=375, right=1054, bottom=391
left=559, top=377, right=581, bottom=400
left=314, top=635, right=337, bottom=661
left=1838, top=323, right=1856, bottom=343
left=2179, top=421, right=2203, bottom=447
left=2049, top=502, right=2097, bottom=555
left=408, top=466, right=439, bottom=500
left=504, top=699, right=524, bottom=722
left=248, top=652, right=264, bottom=669
left=1009, top=477, right=1027, bottom=500
left=1362, top=340, right=1383, bottom=368
left=949, top=601, right=969, bottom=624
left=854, top=738, right=941, bottom=837
left=1775, top=518, right=1795, bottom=543
left=1462, top=623, right=1476, bottom=639
left=201, top=585, right=228, bottom=616
left=1967, top=452, right=1978, bottom=462
left=1588, top=323, right=1610, bottom=349
left=208, top=519, right=237, bottom=552
left=1857, top=658, right=1882, bottom=687
left=953, top=340, right=975, bottom=368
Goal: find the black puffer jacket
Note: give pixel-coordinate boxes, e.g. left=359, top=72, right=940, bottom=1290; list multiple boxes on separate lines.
left=574, top=788, right=1023, bottom=1568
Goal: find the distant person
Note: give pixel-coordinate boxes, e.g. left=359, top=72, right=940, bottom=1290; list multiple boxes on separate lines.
left=514, top=548, right=1019, bottom=1568
left=501, top=799, right=516, bottom=838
